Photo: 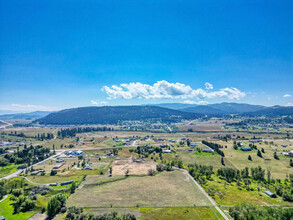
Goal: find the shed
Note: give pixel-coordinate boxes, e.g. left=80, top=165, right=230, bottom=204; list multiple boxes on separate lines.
left=265, top=190, right=277, bottom=198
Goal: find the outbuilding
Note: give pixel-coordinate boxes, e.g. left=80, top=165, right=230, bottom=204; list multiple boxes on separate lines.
left=265, top=190, right=277, bottom=198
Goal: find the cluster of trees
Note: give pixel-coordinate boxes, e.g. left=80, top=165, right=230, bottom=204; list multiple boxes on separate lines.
left=10, top=189, right=35, bottom=213
left=57, top=127, right=113, bottom=138
left=65, top=207, right=136, bottom=220
left=130, top=145, right=163, bottom=159
left=188, top=163, right=213, bottom=185
left=202, top=140, right=225, bottom=157
left=3, top=145, right=51, bottom=166
left=156, top=163, right=173, bottom=172
left=217, top=166, right=265, bottom=183
left=229, top=202, right=293, bottom=220
left=47, top=193, right=67, bottom=218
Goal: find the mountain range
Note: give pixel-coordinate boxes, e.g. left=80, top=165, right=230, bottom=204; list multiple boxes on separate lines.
left=35, top=106, right=201, bottom=125
left=0, top=111, right=52, bottom=120
left=1, top=103, right=292, bottom=125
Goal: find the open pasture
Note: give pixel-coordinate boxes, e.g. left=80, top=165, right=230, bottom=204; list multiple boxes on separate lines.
left=112, top=158, right=156, bottom=175
left=68, top=170, right=211, bottom=207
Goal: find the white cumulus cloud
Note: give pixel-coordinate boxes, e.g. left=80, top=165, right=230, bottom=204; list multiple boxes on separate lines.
left=9, top=104, right=57, bottom=111
left=205, top=82, right=213, bottom=90
left=283, top=94, right=291, bottom=98
left=183, top=100, right=209, bottom=105
left=91, top=100, right=108, bottom=106
left=102, top=80, right=245, bottom=100
left=183, top=100, right=197, bottom=104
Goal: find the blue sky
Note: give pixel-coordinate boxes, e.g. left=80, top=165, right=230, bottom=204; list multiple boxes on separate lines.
left=0, top=0, right=292, bottom=112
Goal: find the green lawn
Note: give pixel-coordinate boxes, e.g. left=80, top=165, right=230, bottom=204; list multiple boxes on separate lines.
left=0, top=195, right=36, bottom=220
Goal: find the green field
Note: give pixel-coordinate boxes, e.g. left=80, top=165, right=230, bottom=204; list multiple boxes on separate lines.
left=68, top=170, right=211, bottom=207
left=140, top=207, right=219, bottom=220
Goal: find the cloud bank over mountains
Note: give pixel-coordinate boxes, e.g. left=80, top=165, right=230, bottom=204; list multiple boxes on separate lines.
left=102, top=80, right=246, bottom=101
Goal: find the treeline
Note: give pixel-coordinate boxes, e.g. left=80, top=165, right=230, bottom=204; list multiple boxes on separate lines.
left=130, top=145, right=163, bottom=157
left=65, top=207, right=136, bottom=220
left=202, top=140, right=225, bottom=157
left=1, top=131, right=54, bottom=140
left=230, top=202, right=293, bottom=220
left=57, top=127, right=113, bottom=138
left=217, top=166, right=265, bottom=183
left=188, top=163, right=213, bottom=185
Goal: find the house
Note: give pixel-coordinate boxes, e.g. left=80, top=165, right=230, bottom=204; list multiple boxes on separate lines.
left=73, top=150, right=83, bottom=155
left=0, top=216, right=5, bottom=220
left=265, top=190, right=277, bottom=198
left=190, top=144, right=197, bottom=148
left=241, top=147, right=252, bottom=151
left=202, top=149, right=214, bottom=153
left=53, top=163, right=65, bottom=169
left=56, top=158, right=65, bottom=163
left=163, top=150, right=172, bottom=153
left=49, top=183, right=58, bottom=186
left=65, top=151, right=72, bottom=155
left=31, top=170, right=44, bottom=175
left=284, top=150, right=293, bottom=157
left=281, top=145, right=288, bottom=148
left=249, top=139, right=263, bottom=143
left=83, top=164, right=92, bottom=170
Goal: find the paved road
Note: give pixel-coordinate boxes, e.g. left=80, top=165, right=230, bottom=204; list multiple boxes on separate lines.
left=178, top=168, right=230, bottom=220
left=0, top=150, right=64, bottom=180
left=0, top=195, right=8, bottom=203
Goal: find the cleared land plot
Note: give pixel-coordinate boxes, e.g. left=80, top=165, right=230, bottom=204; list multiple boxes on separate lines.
left=140, top=207, right=218, bottom=220
left=112, top=159, right=156, bottom=175
left=68, top=170, right=211, bottom=207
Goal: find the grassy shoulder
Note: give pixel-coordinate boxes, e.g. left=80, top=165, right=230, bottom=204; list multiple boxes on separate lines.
left=0, top=163, right=18, bottom=178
